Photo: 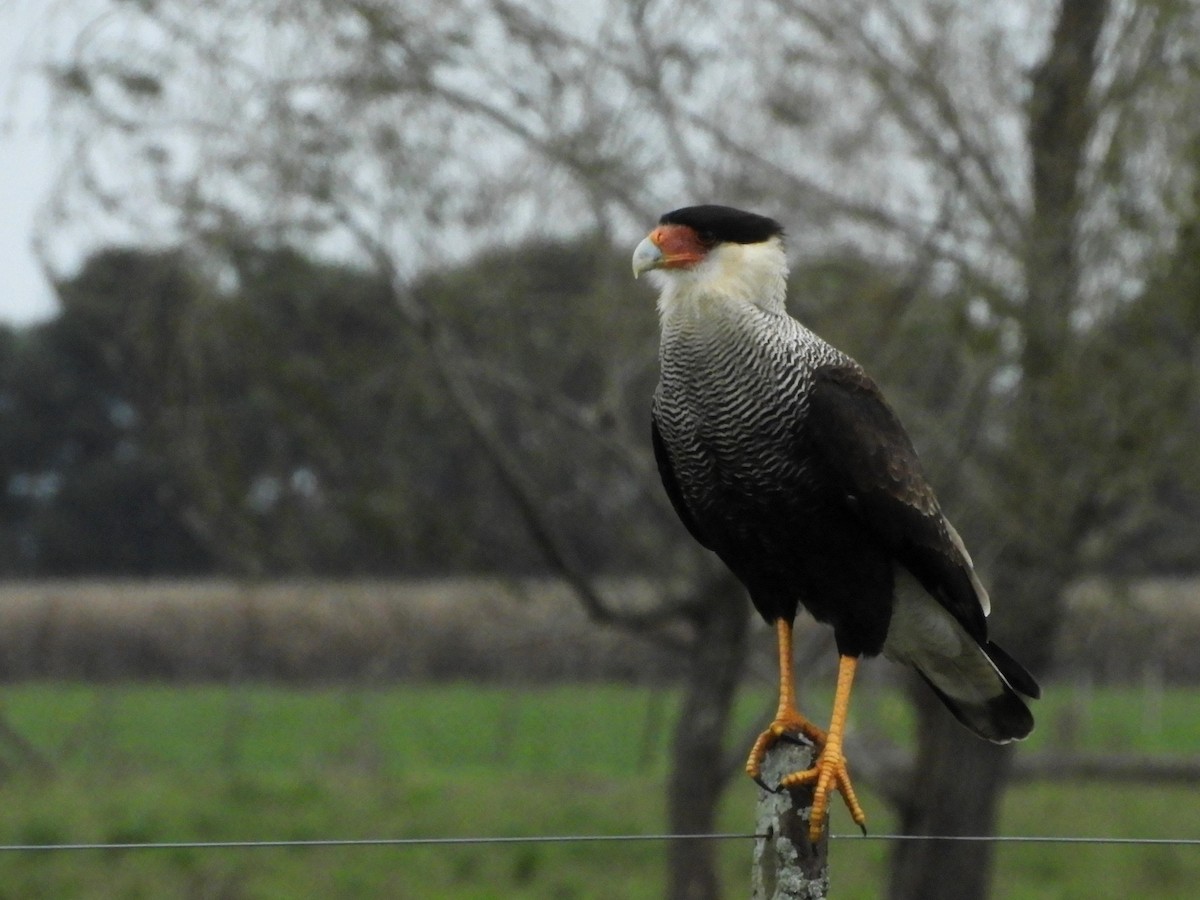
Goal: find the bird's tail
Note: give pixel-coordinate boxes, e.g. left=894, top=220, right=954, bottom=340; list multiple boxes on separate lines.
left=914, top=638, right=1040, bottom=743
left=883, top=575, right=1040, bottom=742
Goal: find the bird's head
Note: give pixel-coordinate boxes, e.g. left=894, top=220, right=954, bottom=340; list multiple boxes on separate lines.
left=633, top=205, right=788, bottom=316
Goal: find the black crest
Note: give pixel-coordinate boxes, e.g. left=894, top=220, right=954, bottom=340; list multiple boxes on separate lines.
left=658, top=205, right=784, bottom=245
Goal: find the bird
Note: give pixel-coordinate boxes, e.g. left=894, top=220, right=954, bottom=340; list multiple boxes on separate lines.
left=633, top=204, right=1040, bottom=841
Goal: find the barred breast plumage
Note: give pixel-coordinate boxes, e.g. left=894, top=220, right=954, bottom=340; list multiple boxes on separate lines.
left=651, top=294, right=899, bottom=652
left=654, top=303, right=837, bottom=527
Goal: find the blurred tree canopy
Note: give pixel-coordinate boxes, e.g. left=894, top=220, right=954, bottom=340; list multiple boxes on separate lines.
left=0, top=249, right=209, bottom=574
left=6, top=231, right=1193, bottom=576
left=0, top=238, right=671, bottom=577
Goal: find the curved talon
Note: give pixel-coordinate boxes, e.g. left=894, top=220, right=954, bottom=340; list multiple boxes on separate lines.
left=776, top=730, right=813, bottom=748
left=752, top=773, right=779, bottom=793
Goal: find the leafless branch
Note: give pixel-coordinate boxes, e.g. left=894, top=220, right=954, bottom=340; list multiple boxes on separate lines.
left=1012, top=752, right=1200, bottom=785
left=335, top=208, right=706, bottom=639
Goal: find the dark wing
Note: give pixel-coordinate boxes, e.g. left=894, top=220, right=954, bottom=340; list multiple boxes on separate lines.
left=651, top=415, right=716, bottom=551
left=806, top=363, right=988, bottom=640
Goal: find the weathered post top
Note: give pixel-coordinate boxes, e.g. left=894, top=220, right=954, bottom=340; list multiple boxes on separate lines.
left=752, top=739, right=830, bottom=900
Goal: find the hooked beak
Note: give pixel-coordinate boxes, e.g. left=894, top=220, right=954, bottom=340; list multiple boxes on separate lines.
left=631, top=235, right=663, bottom=279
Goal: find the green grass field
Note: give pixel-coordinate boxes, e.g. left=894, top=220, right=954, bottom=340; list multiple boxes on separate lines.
left=0, top=682, right=1196, bottom=898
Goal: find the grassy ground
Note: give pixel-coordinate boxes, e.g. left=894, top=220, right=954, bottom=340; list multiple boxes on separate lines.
left=0, top=683, right=1196, bottom=898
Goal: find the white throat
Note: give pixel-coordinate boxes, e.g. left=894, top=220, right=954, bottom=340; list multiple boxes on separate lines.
left=652, top=237, right=789, bottom=325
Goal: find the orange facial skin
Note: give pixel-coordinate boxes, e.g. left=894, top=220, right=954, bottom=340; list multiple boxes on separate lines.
left=648, top=224, right=709, bottom=269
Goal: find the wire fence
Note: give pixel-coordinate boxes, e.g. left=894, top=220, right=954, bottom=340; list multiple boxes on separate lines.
left=3, top=832, right=1200, bottom=853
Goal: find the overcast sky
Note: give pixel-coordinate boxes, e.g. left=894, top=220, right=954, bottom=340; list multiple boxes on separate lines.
left=1, top=1, right=64, bottom=326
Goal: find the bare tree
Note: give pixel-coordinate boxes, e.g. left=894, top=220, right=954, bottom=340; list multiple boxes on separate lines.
left=40, top=4, right=765, bottom=896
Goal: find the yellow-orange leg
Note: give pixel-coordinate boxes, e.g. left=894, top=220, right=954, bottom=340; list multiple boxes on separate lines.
left=745, top=619, right=827, bottom=784
left=779, top=654, right=868, bottom=842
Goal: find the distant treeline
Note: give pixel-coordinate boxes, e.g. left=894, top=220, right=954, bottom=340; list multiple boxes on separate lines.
left=0, top=240, right=669, bottom=577
left=1, top=240, right=1197, bottom=579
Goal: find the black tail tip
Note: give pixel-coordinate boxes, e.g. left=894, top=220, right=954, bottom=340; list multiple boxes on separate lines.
left=918, top=671, right=1036, bottom=743
left=986, top=640, right=1041, bottom=700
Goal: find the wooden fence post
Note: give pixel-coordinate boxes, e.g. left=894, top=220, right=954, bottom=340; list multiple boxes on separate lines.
left=751, top=738, right=830, bottom=899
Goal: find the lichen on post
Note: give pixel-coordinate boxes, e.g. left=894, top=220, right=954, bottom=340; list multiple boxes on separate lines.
left=751, top=738, right=830, bottom=900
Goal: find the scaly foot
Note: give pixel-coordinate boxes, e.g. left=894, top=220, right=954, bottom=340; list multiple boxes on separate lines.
left=779, top=655, right=867, bottom=841
left=779, top=740, right=866, bottom=842
left=744, top=711, right=827, bottom=789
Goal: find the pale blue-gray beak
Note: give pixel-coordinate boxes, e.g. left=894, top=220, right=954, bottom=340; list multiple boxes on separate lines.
left=631, top=235, right=663, bottom=278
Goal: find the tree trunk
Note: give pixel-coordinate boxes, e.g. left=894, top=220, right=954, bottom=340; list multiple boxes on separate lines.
left=887, top=3, right=1110, bottom=898
left=666, top=577, right=750, bottom=900
left=888, top=558, right=1070, bottom=900
left=886, top=683, right=1014, bottom=900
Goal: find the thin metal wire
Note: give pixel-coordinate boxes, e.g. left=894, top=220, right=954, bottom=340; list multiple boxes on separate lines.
left=0, top=833, right=755, bottom=853
left=1, top=833, right=1199, bottom=853
left=833, top=834, right=1200, bottom=846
